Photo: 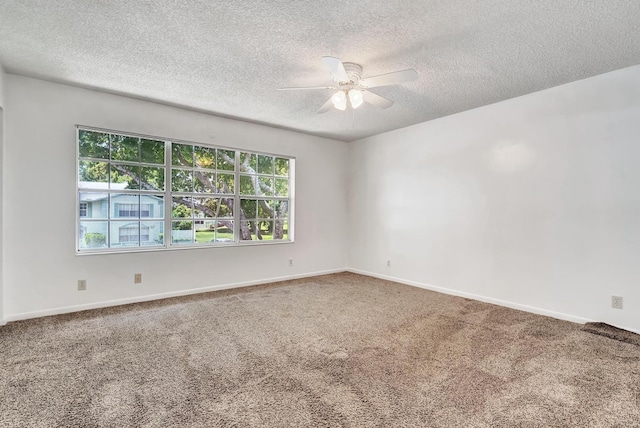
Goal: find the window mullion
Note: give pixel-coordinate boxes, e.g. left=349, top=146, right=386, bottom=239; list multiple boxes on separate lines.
left=164, top=140, right=172, bottom=249
left=234, top=151, right=240, bottom=243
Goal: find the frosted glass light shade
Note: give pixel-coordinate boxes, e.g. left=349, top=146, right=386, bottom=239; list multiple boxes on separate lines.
left=331, top=91, right=347, bottom=110
left=348, top=90, right=363, bottom=109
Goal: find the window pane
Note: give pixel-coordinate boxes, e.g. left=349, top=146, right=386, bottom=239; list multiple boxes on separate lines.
left=78, top=161, right=109, bottom=189
left=240, top=199, right=257, bottom=219
left=273, top=219, right=288, bottom=240
left=217, top=197, right=234, bottom=218
left=275, top=178, right=288, bottom=197
left=111, top=221, right=140, bottom=247
left=172, top=199, right=192, bottom=218
left=141, top=139, right=165, bottom=164
left=111, top=135, right=139, bottom=162
left=194, top=197, right=218, bottom=219
left=240, top=152, right=256, bottom=171
left=172, top=143, right=193, bottom=167
left=217, top=149, right=235, bottom=171
left=258, top=200, right=273, bottom=219
left=259, top=221, right=274, bottom=240
left=257, top=155, right=274, bottom=175
left=275, top=158, right=289, bottom=177
left=111, top=164, right=140, bottom=190
left=194, top=146, right=216, bottom=170
left=172, top=221, right=193, bottom=244
left=193, top=171, right=215, bottom=193
left=171, top=169, right=193, bottom=192
left=214, top=220, right=234, bottom=242
left=194, top=221, right=216, bottom=243
left=259, top=177, right=274, bottom=196
left=79, top=192, right=108, bottom=219
left=217, top=173, right=234, bottom=194
left=78, top=130, right=109, bottom=159
left=141, top=221, right=164, bottom=246
left=141, top=166, right=165, bottom=191
left=239, top=175, right=254, bottom=195
left=111, top=194, right=139, bottom=219
left=240, top=220, right=258, bottom=241
left=79, top=221, right=108, bottom=249
left=140, top=194, right=164, bottom=219
left=273, top=200, right=289, bottom=219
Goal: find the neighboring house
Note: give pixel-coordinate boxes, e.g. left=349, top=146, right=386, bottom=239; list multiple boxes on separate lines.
left=79, top=182, right=164, bottom=248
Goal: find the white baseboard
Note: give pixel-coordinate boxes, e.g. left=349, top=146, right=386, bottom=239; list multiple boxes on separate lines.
left=346, top=268, right=640, bottom=332
left=4, top=268, right=347, bottom=323
left=5, top=267, right=639, bottom=336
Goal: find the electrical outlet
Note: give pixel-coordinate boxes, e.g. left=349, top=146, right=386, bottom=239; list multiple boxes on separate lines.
left=78, top=279, right=87, bottom=291
left=134, top=273, right=142, bottom=284
left=288, top=259, right=293, bottom=267
left=387, top=260, right=391, bottom=267
left=612, top=296, right=623, bottom=309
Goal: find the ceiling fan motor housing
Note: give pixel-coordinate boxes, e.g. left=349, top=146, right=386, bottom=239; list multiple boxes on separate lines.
left=342, top=62, right=363, bottom=84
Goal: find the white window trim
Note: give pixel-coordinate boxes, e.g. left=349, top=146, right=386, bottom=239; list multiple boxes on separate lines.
left=76, top=125, right=295, bottom=255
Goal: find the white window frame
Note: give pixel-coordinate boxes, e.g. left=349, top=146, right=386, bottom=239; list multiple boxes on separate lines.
left=76, top=126, right=295, bottom=254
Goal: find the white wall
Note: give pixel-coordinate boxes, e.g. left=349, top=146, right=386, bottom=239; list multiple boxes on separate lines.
left=3, top=75, right=349, bottom=320
left=349, top=65, right=640, bottom=333
left=0, top=63, right=5, bottom=107
left=0, top=64, right=5, bottom=324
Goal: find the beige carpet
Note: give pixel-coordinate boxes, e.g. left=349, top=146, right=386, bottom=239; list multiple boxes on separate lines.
left=1, top=272, right=639, bottom=427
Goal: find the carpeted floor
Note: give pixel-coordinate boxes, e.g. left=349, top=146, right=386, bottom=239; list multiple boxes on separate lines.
left=1, top=272, right=639, bottom=427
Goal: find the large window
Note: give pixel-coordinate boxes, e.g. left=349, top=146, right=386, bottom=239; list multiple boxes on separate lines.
left=77, top=127, right=294, bottom=253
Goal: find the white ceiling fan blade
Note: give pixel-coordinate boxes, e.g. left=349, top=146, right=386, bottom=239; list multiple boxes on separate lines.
left=361, top=69, right=418, bottom=88
left=363, top=90, right=394, bottom=109
left=278, top=86, right=336, bottom=91
left=317, top=97, right=334, bottom=114
left=322, top=56, right=349, bottom=83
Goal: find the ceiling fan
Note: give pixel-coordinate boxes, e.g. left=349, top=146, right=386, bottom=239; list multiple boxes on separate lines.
left=278, top=57, right=418, bottom=113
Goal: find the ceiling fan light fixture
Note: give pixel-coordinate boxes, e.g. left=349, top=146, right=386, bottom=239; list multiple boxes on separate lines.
left=348, top=90, right=364, bottom=109
left=331, top=91, right=347, bottom=110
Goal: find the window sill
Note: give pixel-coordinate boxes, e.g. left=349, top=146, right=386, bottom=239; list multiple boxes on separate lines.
left=76, top=239, right=294, bottom=256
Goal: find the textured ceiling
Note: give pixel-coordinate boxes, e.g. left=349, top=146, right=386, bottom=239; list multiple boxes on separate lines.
left=1, top=1, right=640, bottom=142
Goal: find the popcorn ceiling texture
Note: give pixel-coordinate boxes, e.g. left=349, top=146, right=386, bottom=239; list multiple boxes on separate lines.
left=1, top=1, right=640, bottom=141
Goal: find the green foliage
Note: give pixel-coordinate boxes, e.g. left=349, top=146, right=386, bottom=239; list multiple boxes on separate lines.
left=240, top=199, right=257, bottom=219
left=275, top=158, right=289, bottom=177
left=85, top=233, right=106, bottom=247
left=217, top=150, right=235, bottom=171
left=79, top=160, right=108, bottom=183
left=194, top=146, right=216, bottom=169
left=111, top=135, right=139, bottom=162
left=275, top=178, right=288, bottom=196
left=171, top=169, right=193, bottom=192
left=78, top=130, right=109, bottom=159
left=217, top=173, right=234, bottom=193
left=193, top=172, right=214, bottom=193
left=257, top=155, right=274, bottom=174
left=193, top=197, right=219, bottom=218
left=141, top=167, right=165, bottom=191
left=239, top=175, right=254, bottom=195
left=172, top=143, right=193, bottom=167
left=259, top=176, right=274, bottom=196
left=172, top=202, right=192, bottom=218
left=240, top=152, right=257, bottom=170
left=141, top=139, right=165, bottom=164
left=78, top=131, right=165, bottom=190
left=174, top=221, right=192, bottom=230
